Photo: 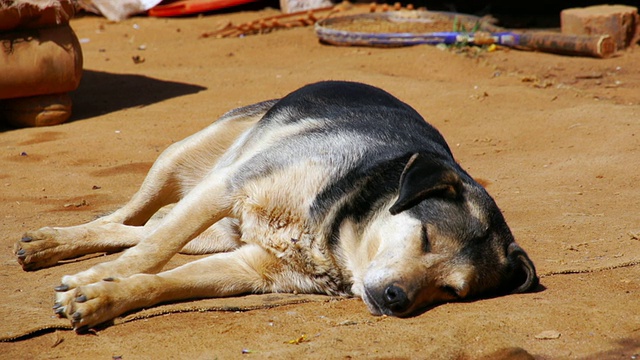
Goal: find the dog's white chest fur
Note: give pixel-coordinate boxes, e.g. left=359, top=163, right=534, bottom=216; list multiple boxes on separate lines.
left=233, top=163, right=348, bottom=294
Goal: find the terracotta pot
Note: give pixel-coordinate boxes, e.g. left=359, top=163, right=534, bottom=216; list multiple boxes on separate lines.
left=0, top=24, right=83, bottom=100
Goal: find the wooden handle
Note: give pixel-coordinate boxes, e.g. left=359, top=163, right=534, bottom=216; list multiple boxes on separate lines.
left=517, top=31, right=616, bottom=58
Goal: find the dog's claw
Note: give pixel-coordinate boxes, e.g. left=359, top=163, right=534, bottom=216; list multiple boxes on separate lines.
left=75, top=294, right=87, bottom=303
left=53, top=301, right=67, bottom=317
left=21, top=235, right=33, bottom=242
left=53, top=304, right=66, bottom=316
left=71, top=312, right=82, bottom=322
left=16, top=249, right=26, bottom=258
left=54, top=284, right=69, bottom=292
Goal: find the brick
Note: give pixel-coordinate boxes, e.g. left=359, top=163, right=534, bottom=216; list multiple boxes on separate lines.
left=561, top=5, right=639, bottom=50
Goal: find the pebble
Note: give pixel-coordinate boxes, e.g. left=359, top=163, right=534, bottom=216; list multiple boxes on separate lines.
left=534, top=330, right=561, bottom=339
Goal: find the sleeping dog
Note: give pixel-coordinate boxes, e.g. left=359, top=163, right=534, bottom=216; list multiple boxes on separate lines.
left=15, top=81, right=538, bottom=331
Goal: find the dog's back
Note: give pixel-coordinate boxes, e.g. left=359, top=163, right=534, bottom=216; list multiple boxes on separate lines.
left=226, top=81, right=461, bottom=227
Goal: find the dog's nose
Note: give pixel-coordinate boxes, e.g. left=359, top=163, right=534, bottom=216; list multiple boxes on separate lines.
left=383, top=285, right=410, bottom=312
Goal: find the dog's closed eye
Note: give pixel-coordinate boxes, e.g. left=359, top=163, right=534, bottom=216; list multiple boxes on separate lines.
left=441, top=270, right=472, bottom=299
left=441, top=285, right=462, bottom=299
left=421, top=225, right=431, bottom=253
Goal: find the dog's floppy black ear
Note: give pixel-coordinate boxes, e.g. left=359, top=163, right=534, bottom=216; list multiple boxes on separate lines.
left=505, top=242, right=539, bottom=293
left=389, top=153, right=463, bottom=215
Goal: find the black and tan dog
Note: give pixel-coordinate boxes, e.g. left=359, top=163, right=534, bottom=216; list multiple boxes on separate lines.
left=15, top=81, right=538, bottom=331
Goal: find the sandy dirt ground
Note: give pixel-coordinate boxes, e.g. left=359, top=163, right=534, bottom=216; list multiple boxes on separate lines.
left=1, top=6, right=639, bottom=359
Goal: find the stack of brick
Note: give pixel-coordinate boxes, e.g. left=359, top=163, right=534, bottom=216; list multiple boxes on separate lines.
left=561, top=5, right=639, bottom=53
left=0, top=0, right=83, bottom=127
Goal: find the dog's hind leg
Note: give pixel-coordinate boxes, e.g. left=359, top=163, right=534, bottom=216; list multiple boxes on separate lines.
left=59, top=244, right=278, bottom=330
left=15, top=223, right=146, bottom=271
left=104, top=99, right=277, bottom=227
left=15, top=101, right=274, bottom=270
left=53, top=164, right=241, bottom=314
left=15, top=125, right=236, bottom=271
left=94, top=102, right=273, bottom=227
left=14, top=215, right=242, bottom=271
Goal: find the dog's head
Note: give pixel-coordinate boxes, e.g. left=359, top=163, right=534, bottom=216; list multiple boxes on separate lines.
left=359, top=153, right=538, bottom=317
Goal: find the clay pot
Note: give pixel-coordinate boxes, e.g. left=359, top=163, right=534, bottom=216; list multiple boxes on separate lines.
left=0, top=0, right=82, bottom=127
left=0, top=24, right=83, bottom=100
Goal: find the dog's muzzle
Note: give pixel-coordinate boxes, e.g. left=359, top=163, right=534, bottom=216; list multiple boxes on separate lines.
left=364, top=284, right=411, bottom=316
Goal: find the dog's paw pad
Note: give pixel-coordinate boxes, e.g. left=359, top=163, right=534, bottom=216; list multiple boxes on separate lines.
left=55, top=280, right=123, bottom=331
left=14, top=229, right=65, bottom=270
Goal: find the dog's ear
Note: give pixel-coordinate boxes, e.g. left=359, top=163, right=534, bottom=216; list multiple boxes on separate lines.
left=504, top=242, right=539, bottom=293
left=389, top=153, right=462, bottom=215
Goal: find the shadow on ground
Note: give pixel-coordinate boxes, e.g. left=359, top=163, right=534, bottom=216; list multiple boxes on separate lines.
left=69, top=70, right=207, bottom=121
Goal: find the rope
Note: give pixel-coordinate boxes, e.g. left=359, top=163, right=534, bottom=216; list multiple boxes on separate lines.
left=539, top=259, right=640, bottom=278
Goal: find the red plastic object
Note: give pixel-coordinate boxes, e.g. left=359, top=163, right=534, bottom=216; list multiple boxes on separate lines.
left=148, top=0, right=259, bottom=17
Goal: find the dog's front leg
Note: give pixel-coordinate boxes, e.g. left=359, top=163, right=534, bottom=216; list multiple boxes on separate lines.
left=54, top=171, right=236, bottom=314
left=60, top=244, right=276, bottom=331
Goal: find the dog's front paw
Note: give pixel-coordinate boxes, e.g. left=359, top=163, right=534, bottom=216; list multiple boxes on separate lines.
left=54, top=277, right=124, bottom=331
left=14, top=228, right=67, bottom=270
left=53, top=263, right=113, bottom=317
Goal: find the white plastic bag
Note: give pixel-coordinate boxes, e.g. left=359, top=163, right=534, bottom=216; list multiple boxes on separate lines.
left=78, top=0, right=162, bottom=21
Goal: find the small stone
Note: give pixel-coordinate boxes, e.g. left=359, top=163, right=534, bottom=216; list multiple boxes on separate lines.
left=534, top=330, right=561, bottom=340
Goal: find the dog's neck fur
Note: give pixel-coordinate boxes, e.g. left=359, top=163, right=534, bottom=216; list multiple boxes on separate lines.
left=332, top=199, right=401, bottom=298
